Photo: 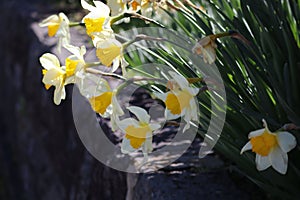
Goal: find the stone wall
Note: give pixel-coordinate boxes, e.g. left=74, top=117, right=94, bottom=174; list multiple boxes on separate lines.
left=0, top=1, right=127, bottom=199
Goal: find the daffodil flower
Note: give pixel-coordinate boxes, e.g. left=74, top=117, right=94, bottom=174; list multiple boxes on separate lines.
left=40, top=45, right=86, bottom=105
left=81, top=0, right=111, bottom=36
left=64, top=44, right=86, bottom=79
left=107, top=0, right=127, bottom=16
left=93, top=34, right=128, bottom=74
left=40, top=53, right=71, bottom=105
left=39, top=13, right=70, bottom=52
left=241, top=119, right=297, bottom=174
left=118, top=106, right=160, bottom=158
left=88, top=78, right=124, bottom=130
left=192, top=35, right=217, bottom=64
left=155, top=71, right=199, bottom=132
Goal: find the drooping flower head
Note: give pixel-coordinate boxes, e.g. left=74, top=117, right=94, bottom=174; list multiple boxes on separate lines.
left=39, top=13, right=70, bottom=52
left=40, top=53, right=70, bottom=105
left=88, top=78, right=124, bottom=131
left=241, top=119, right=297, bottom=174
left=118, top=106, right=160, bottom=158
left=40, top=45, right=86, bottom=105
left=93, top=32, right=127, bottom=74
left=155, top=71, right=199, bottom=132
left=192, top=35, right=217, bottom=64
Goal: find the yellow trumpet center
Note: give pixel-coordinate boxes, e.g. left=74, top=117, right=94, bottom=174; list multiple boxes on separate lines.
left=125, top=123, right=151, bottom=149
left=250, top=130, right=278, bottom=156
left=84, top=17, right=106, bottom=36
left=96, top=44, right=121, bottom=66
left=165, top=90, right=193, bottom=115
left=65, top=58, right=79, bottom=77
left=48, top=24, right=60, bottom=37
left=89, top=92, right=113, bottom=115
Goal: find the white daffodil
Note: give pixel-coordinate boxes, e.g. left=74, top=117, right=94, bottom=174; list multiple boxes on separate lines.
left=81, top=0, right=111, bottom=36
left=93, top=34, right=128, bottom=74
left=192, top=35, right=217, bottom=64
left=39, top=13, right=70, bottom=52
left=40, top=46, right=86, bottom=105
left=40, top=53, right=68, bottom=105
left=118, top=106, right=160, bottom=158
left=241, top=119, right=297, bottom=174
left=107, top=0, right=127, bottom=16
left=155, top=71, right=199, bottom=132
left=64, top=44, right=86, bottom=81
left=88, top=78, right=124, bottom=129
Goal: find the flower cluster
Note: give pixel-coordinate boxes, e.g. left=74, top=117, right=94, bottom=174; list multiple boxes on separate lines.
left=38, top=0, right=297, bottom=173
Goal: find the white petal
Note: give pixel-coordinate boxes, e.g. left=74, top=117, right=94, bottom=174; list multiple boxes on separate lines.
left=153, top=92, right=167, bottom=101
left=255, top=154, right=271, bottom=171
left=169, top=71, right=189, bottom=89
left=58, top=12, right=69, bottom=23
left=270, top=147, right=288, bottom=174
left=42, top=68, right=64, bottom=85
left=39, top=14, right=59, bottom=27
left=93, top=1, right=110, bottom=16
left=110, top=113, right=120, bottom=132
left=81, top=0, right=95, bottom=11
left=112, top=94, right=124, bottom=115
left=189, top=99, right=198, bottom=121
left=277, top=131, right=297, bottom=153
left=65, top=76, right=75, bottom=85
left=64, top=44, right=81, bottom=58
left=187, top=87, right=199, bottom=96
left=111, top=58, right=120, bottom=72
left=54, top=82, right=65, bottom=105
left=165, top=108, right=180, bottom=120
left=118, top=118, right=139, bottom=131
left=127, top=106, right=150, bottom=123
left=40, top=53, right=61, bottom=70
left=240, top=141, right=252, bottom=154
left=202, top=46, right=216, bottom=64
left=121, top=137, right=136, bottom=154
left=149, top=123, right=161, bottom=131
left=142, top=134, right=153, bottom=154
left=248, top=128, right=265, bottom=138
left=182, top=109, right=192, bottom=132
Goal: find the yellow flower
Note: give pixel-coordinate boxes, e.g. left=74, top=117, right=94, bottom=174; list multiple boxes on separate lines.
left=118, top=106, right=160, bottom=158
left=39, top=13, right=70, bottom=52
left=241, top=119, right=297, bottom=174
left=81, top=0, right=111, bottom=36
left=154, top=71, right=199, bottom=132
left=192, top=35, right=217, bottom=64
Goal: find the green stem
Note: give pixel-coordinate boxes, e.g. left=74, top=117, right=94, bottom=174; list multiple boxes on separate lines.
left=85, top=68, right=126, bottom=80
left=85, top=62, right=101, bottom=68
left=69, top=22, right=85, bottom=27
left=110, top=13, right=126, bottom=25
